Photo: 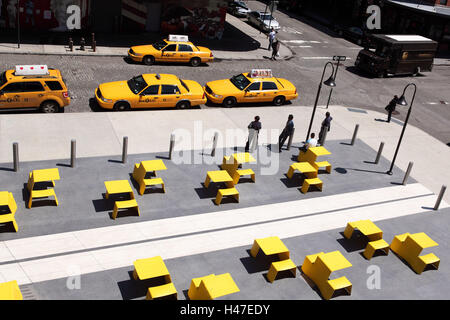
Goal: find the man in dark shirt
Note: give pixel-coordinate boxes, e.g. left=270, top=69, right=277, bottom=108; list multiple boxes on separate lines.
left=385, top=95, right=398, bottom=123
left=278, top=114, right=294, bottom=152
left=319, top=112, right=332, bottom=145
left=245, top=116, right=261, bottom=152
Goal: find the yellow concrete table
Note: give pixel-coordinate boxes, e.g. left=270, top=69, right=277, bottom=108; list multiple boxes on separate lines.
left=204, top=170, right=234, bottom=188
left=287, top=162, right=318, bottom=179
left=250, top=236, right=290, bottom=261
left=0, top=280, right=23, bottom=300
left=298, top=146, right=331, bottom=163
left=232, top=152, right=256, bottom=165
left=141, top=160, right=167, bottom=176
left=344, top=220, right=383, bottom=242
left=201, top=273, right=240, bottom=300
left=27, top=168, right=60, bottom=191
left=104, top=180, right=135, bottom=200
left=133, top=256, right=172, bottom=283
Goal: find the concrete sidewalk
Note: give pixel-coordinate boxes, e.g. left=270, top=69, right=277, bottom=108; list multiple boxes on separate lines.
left=0, top=105, right=449, bottom=204
left=0, top=14, right=292, bottom=61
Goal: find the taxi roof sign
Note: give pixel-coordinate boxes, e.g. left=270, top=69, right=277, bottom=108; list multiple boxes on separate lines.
left=249, top=69, right=273, bottom=78
left=15, top=65, right=49, bottom=76
left=168, top=34, right=189, bottom=42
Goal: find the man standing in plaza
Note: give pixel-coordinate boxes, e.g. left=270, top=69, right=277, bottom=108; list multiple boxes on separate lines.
left=268, top=28, right=276, bottom=50
left=318, top=112, right=332, bottom=145
left=278, top=114, right=294, bottom=152
left=245, top=116, right=262, bottom=152
left=385, top=95, right=398, bottom=123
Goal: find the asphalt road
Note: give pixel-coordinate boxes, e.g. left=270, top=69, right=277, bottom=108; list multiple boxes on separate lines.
left=0, top=0, right=449, bottom=146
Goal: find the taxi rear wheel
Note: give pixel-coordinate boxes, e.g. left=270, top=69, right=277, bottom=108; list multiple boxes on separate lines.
left=40, top=101, right=60, bottom=113
left=223, top=97, right=236, bottom=108
left=176, top=101, right=191, bottom=109
left=114, top=102, right=130, bottom=111
left=273, top=96, right=286, bottom=106
left=143, top=55, right=155, bottom=65
left=190, top=57, right=201, bottom=67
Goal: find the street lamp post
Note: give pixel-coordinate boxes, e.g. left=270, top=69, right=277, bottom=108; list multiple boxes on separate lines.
left=386, top=83, right=417, bottom=175
left=326, top=55, right=346, bottom=109
left=17, top=2, right=21, bottom=49
left=305, top=61, right=336, bottom=142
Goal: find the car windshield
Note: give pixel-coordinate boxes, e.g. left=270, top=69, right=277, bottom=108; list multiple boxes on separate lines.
left=127, top=75, right=148, bottom=94
left=237, top=1, right=247, bottom=8
left=152, top=40, right=167, bottom=50
left=230, top=74, right=251, bottom=90
left=0, top=72, right=7, bottom=87
left=179, top=79, right=189, bottom=92
left=260, top=14, right=273, bottom=21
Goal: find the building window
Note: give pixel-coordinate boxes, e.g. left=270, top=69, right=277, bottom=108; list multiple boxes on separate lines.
left=440, top=0, right=448, bottom=5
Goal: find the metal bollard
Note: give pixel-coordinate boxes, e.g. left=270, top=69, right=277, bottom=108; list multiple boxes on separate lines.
left=69, top=38, right=73, bottom=51
left=70, top=139, right=76, bottom=168
left=374, top=142, right=385, bottom=164
left=287, top=128, right=295, bottom=150
left=169, top=134, right=175, bottom=160
left=80, top=37, right=85, bottom=51
left=211, top=132, right=219, bottom=157
left=13, top=142, right=19, bottom=172
left=92, top=40, right=96, bottom=52
left=319, top=127, right=327, bottom=146
left=122, top=136, right=128, bottom=164
left=350, top=124, right=359, bottom=146
left=402, top=161, right=414, bottom=185
left=434, top=185, right=447, bottom=211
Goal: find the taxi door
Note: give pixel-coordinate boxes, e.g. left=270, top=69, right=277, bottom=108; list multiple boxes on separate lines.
left=0, top=82, right=24, bottom=108
left=137, top=85, right=160, bottom=108
left=159, top=84, right=182, bottom=107
left=177, top=44, right=195, bottom=63
left=22, top=81, right=47, bottom=107
left=160, top=44, right=178, bottom=62
left=260, top=81, right=280, bottom=102
left=242, top=82, right=261, bottom=102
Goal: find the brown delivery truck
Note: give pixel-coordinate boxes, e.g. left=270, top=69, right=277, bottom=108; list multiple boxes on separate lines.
left=355, top=35, right=438, bottom=78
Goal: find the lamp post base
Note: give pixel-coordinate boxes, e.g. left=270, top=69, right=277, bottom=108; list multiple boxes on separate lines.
left=386, top=171, right=393, bottom=175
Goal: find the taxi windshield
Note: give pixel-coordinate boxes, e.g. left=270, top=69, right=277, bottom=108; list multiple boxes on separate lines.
left=153, top=40, right=167, bottom=50
left=230, top=74, right=251, bottom=90
left=0, top=72, right=7, bottom=87
left=127, top=75, right=148, bottom=94
left=179, top=79, right=189, bottom=92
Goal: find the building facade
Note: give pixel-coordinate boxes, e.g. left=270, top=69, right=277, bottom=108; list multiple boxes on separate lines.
left=0, top=0, right=228, bottom=39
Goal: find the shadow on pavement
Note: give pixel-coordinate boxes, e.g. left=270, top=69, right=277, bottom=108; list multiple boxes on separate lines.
left=336, top=231, right=367, bottom=253
left=239, top=249, right=278, bottom=274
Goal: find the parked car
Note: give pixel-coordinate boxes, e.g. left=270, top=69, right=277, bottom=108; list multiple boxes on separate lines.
left=335, top=25, right=373, bottom=47
left=247, top=11, right=280, bottom=32
left=227, top=0, right=251, bottom=17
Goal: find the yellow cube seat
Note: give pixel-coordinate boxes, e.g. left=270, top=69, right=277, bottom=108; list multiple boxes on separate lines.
left=112, top=199, right=140, bottom=220
left=0, top=280, right=23, bottom=300
left=188, top=274, right=215, bottom=300
left=267, top=259, right=297, bottom=283
left=363, top=239, right=390, bottom=260
left=146, top=282, right=177, bottom=300
left=418, top=253, right=440, bottom=272
left=326, top=276, right=352, bottom=299
left=301, top=178, right=323, bottom=194
left=142, top=178, right=165, bottom=194
left=233, top=169, right=255, bottom=184
left=28, top=188, right=58, bottom=209
left=314, top=161, right=332, bottom=174
left=215, top=187, right=239, bottom=205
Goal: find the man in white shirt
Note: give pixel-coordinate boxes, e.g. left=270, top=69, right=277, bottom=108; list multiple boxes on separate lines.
left=268, top=28, right=276, bottom=50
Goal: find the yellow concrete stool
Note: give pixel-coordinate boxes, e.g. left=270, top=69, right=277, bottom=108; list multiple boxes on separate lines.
left=146, top=282, right=177, bottom=300
left=363, top=239, right=390, bottom=260
left=215, top=187, right=239, bottom=205
left=301, top=178, right=323, bottom=194
left=112, top=199, right=140, bottom=219
left=28, top=188, right=59, bottom=208
left=314, top=161, right=332, bottom=174
left=267, top=259, right=297, bottom=283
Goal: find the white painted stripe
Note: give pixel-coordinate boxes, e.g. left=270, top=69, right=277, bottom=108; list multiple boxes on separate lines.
left=301, top=57, right=352, bottom=60
left=0, top=184, right=446, bottom=285
left=291, top=45, right=312, bottom=48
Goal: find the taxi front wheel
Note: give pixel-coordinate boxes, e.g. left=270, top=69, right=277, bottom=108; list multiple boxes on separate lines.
left=114, top=102, right=130, bottom=111
left=223, top=97, right=236, bottom=108
left=143, top=55, right=155, bottom=65
left=40, top=101, right=60, bottom=113
left=273, top=96, right=286, bottom=106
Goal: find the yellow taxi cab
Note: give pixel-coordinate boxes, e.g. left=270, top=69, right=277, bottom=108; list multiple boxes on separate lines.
left=128, top=34, right=214, bottom=67
left=0, top=65, right=70, bottom=113
left=204, top=69, right=298, bottom=107
left=95, top=73, right=206, bottom=111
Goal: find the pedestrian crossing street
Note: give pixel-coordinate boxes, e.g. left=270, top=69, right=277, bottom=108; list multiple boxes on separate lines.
left=0, top=183, right=445, bottom=286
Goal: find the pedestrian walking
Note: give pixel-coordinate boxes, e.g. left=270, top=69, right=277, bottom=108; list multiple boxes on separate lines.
left=268, top=28, right=276, bottom=50
left=278, top=114, right=294, bottom=152
left=385, top=95, right=398, bottom=123
left=245, top=116, right=262, bottom=152
left=318, top=112, right=332, bottom=144
left=271, top=39, right=280, bottom=60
